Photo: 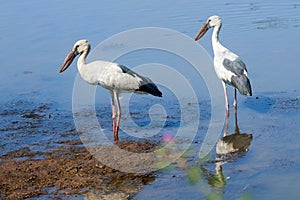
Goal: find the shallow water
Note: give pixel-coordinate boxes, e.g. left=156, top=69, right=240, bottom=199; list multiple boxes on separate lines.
left=1, top=0, right=300, bottom=199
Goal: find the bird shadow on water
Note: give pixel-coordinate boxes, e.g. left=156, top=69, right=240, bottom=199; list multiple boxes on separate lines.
left=243, top=94, right=275, bottom=113
left=186, top=110, right=253, bottom=198
left=243, top=91, right=300, bottom=115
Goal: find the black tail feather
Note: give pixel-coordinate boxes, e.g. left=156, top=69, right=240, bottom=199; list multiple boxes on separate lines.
left=136, top=82, right=162, bottom=97
left=231, top=75, right=252, bottom=96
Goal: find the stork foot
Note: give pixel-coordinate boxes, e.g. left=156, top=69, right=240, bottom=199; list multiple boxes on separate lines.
left=113, top=126, right=119, bottom=143
left=114, top=132, right=119, bottom=143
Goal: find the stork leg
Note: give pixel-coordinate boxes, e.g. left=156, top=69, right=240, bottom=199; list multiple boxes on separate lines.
left=110, top=92, right=118, bottom=142
left=234, top=105, right=240, bottom=134
left=224, top=110, right=229, bottom=136
left=233, top=88, right=237, bottom=111
left=222, top=82, right=229, bottom=111
left=115, top=92, right=122, bottom=140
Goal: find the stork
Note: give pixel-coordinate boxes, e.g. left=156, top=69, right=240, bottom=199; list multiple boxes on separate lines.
left=59, top=39, right=162, bottom=142
left=195, top=15, right=252, bottom=111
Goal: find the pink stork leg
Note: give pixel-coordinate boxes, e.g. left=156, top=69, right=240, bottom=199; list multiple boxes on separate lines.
left=233, top=88, right=237, bottom=111
left=222, top=82, right=229, bottom=111
left=110, top=92, right=118, bottom=142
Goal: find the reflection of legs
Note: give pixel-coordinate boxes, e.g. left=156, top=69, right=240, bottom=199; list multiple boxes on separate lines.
left=222, top=82, right=229, bottom=111
left=110, top=92, right=118, bottom=142
left=115, top=92, right=121, bottom=141
left=233, top=88, right=237, bottom=111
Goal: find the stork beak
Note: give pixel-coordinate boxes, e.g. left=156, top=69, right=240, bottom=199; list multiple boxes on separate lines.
left=59, top=50, right=77, bottom=73
left=195, top=22, right=209, bottom=41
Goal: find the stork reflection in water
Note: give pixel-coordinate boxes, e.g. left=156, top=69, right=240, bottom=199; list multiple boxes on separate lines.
left=200, top=110, right=253, bottom=190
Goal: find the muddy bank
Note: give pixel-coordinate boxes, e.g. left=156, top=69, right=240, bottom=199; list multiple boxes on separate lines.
left=0, top=141, right=156, bottom=200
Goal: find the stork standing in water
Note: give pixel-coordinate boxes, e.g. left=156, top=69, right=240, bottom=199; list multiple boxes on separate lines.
left=195, top=16, right=252, bottom=111
left=59, top=39, right=162, bottom=142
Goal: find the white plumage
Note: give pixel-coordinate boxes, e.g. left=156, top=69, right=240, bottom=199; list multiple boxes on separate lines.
left=195, top=15, right=252, bottom=111
left=59, top=39, right=162, bottom=142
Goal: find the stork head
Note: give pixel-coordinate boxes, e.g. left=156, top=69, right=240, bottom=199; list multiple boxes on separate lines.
left=195, top=15, right=222, bottom=41
left=73, top=39, right=90, bottom=55
left=59, top=39, right=90, bottom=73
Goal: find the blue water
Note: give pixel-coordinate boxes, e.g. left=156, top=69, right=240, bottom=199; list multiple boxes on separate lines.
left=1, top=0, right=300, bottom=199
left=1, top=0, right=299, bottom=99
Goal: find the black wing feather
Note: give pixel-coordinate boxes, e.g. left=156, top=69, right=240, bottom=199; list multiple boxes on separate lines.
left=118, top=65, right=162, bottom=97
left=222, top=58, right=252, bottom=96
left=230, top=75, right=252, bottom=96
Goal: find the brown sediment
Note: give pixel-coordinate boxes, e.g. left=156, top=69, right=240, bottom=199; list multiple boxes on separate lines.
left=0, top=140, right=156, bottom=200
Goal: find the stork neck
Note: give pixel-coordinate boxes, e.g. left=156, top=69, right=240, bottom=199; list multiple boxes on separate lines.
left=211, top=24, right=223, bottom=54
left=77, top=47, right=90, bottom=69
